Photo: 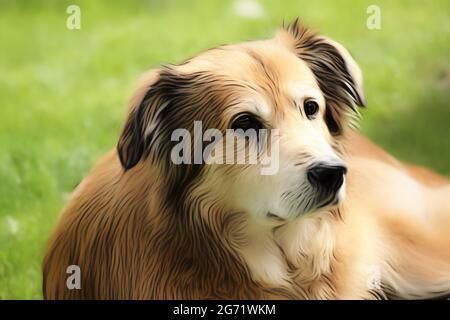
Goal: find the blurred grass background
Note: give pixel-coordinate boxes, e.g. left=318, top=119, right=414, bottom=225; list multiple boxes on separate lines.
left=0, top=0, right=448, bottom=299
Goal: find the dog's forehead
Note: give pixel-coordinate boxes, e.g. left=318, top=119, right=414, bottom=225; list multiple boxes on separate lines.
left=176, top=39, right=321, bottom=98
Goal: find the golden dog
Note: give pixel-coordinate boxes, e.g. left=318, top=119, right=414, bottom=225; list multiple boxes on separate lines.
left=43, top=21, right=450, bottom=299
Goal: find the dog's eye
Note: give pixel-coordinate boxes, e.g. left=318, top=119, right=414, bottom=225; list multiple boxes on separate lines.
left=303, top=100, right=319, bottom=119
left=231, top=113, right=263, bottom=131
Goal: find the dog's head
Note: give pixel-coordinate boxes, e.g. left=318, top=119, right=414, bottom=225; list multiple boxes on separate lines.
left=117, top=21, right=365, bottom=223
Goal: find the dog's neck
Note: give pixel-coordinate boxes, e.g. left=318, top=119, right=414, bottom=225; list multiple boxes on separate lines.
left=233, top=211, right=339, bottom=297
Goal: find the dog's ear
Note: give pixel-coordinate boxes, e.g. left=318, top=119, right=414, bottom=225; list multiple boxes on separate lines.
left=117, top=69, right=171, bottom=170
left=280, top=19, right=366, bottom=134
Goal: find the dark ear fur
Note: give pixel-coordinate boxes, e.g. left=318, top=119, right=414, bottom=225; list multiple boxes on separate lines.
left=117, top=98, right=147, bottom=170
left=117, top=67, right=221, bottom=172
left=285, top=19, right=366, bottom=134
left=117, top=70, right=170, bottom=170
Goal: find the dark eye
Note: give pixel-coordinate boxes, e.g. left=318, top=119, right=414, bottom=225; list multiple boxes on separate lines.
left=231, top=113, right=263, bottom=131
left=303, top=100, right=319, bottom=119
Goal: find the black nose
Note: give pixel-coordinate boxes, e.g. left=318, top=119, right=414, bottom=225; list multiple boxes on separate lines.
left=307, top=164, right=347, bottom=191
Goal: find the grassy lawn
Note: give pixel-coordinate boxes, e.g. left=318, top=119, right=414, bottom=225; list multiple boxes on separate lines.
left=0, top=0, right=448, bottom=299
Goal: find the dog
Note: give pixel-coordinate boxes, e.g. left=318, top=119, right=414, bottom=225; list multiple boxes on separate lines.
left=42, top=20, right=450, bottom=299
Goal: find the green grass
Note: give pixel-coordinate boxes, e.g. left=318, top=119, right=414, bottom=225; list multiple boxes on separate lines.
left=0, top=0, right=448, bottom=299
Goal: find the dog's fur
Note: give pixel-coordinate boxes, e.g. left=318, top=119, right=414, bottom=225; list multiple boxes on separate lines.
left=42, top=21, right=450, bottom=299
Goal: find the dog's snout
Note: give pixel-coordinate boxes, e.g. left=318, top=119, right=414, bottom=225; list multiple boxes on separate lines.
left=307, top=163, right=347, bottom=191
